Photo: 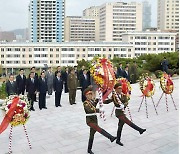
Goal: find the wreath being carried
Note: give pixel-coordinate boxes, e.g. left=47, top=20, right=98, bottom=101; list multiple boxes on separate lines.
left=116, top=78, right=132, bottom=101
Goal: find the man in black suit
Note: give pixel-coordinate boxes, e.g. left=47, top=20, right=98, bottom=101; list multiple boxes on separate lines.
left=123, top=66, right=131, bottom=82
left=26, top=72, right=38, bottom=111
left=117, top=63, right=124, bottom=78
left=6, top=74, right=18, bottom=96
left=62, top=67, right=69, bottom=93
left=80, top=69, right=91, bottom=102
left=16, top=69, right=26, bottom=95
left=30, top=67, right=38, bottom=101
left=38, top=72, right=48, bottom=110
left=55, top=66, right=62, bottom=77
left=53, top=72, right=63, bottom=107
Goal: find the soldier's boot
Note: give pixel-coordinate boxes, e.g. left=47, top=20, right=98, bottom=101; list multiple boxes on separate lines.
left=101, top=129, right=117, bottom=142
left=130, top=123, right=146, bottom=135
left=87, top=138, right=94, bottom=154
left=119, top=115, right=146, bottom=135
left=116, top=126, right=123, bottom=146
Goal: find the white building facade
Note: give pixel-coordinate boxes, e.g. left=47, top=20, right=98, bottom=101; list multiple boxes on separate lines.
left=122, top=31, right=177, bottom=57
left=64, top=16, right=99, bottom=42
left=99, top=2, right=142, bottom=42
left=83, top=6, right=100, bottom=17
left=0, top=42, right=133, bottom=68
left=157, top=0, right=179, bottom=31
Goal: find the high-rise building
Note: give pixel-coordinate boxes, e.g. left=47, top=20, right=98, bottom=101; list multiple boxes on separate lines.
left=83, top=6, right=100, bottom=17
left=29, top=0, right=65, bottom=43
left=99, top=2, right=142, bottom=42
left=157, top=0, right=179, bottom=31
left=65, top=16, right=99, bottom=42
left=142, top=1, right=151, bottom=31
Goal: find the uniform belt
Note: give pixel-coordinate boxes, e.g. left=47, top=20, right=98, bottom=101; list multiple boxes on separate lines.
left=86, top=113, right=97, bottom=116
left=115, top=106, right=124, bottom=110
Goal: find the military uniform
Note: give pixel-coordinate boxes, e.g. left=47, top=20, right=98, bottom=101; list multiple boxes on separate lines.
left=83, top=88, right=116, bottom=154
left=108, top=83, right=146, bottom=146
left=67, top=72, right=77, bottom=105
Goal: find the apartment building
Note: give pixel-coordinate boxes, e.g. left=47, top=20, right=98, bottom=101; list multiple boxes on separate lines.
left=99, top=2, right=142, bottom=42
left=64, top=16, right=99, bottom=42
left=157, top=0, right=179, bottom=31
left=122, top=31, right=177, bottom=57
left=29, top=0, right=65, bottom=43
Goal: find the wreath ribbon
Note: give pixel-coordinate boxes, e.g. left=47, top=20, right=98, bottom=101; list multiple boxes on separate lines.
left=0, top=97, right=19, bottom=134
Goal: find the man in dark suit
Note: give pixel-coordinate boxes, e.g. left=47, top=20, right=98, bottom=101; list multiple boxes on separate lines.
left=30, top=67, right=38, bottom=101
left=38, top=72, right=48, bottom=110
left=161, top=57, right=169, bottom=73
left=117, top=63, right=124, bottom=78
left=80, top=69, right=91, bottom=102
left=26, top=72, right=38, bottom=111
left=6, top=74, right=17, bottom=96
left=16, top=69, right=26, bottom=95
left=53, top=72, right=63, bottom=107
left=123, top=66, right=131, bottom=82
left=62, top=67, right=69, bottom=93
left=55, top=66, right=62, bottom=77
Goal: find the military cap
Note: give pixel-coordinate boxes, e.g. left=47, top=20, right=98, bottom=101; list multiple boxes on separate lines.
left=83, top=87, right=93, bottom=96
left=114, top=82, right=122, bottom=89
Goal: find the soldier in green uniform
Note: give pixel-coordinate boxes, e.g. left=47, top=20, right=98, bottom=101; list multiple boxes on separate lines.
left=107, top=83, right=146, bottom=146
left=67, top=68, right=77, bottom=105
left=83, top=87, right=116, bottom=154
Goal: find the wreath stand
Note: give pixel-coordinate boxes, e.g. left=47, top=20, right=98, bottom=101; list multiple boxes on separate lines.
left=8, top=124, right=32, bottom=154
left=138, top=96, right=158, bottom=118
left=156, top=92, right=177, bottom=111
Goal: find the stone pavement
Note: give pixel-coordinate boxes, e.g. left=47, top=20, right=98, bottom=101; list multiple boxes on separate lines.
left=0, top=78, right=179, bottom=154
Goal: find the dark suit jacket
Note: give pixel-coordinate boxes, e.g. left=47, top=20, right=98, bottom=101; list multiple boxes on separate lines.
left=53, top=77, right=63, bottom=92
left=38, top=78, right=48, bottom=93
left=29, top=72, right=38, bottom=80
left=117, top=67, right=124, bottom=77
left=80, top=74, right=91, bottom=90
left=26, top=78, right=38, bottom=94
left=6, top=81, right=17, bottom=96
left=62, top=71, right=68, bottom=83
left=16, top=74, right=26, bottom=92
left=123, top=70, right=130, bottom=82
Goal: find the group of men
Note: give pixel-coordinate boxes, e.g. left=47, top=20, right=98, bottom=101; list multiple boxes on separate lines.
left=5, top=65, right=92, bottom=111
left=114, top=62, right=138, bottom=84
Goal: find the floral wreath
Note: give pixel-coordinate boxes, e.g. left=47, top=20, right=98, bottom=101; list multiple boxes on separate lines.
left=1, top=95, right=30, bottom=127
left=116, top=78, right=132, bottom=101
left=139, top=73, right=155, bottom=97
left=160, top=73, right=174, bottom=94
left=90, top=57, right=116, bottom=99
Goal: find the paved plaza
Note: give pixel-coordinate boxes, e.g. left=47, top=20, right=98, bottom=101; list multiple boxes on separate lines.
left=0, top=78, right=179, bottom=154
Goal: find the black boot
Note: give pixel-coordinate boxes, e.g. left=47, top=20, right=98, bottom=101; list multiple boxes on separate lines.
left=116, top=126, right=124, bottom=146
left=130, top=123, right=146, bottom=134
left=87, top=138, right=94, bottom=154
left=101, top=129, right=117, bottom=142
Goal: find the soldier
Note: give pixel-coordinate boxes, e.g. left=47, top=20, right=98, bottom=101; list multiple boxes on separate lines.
left=83, top=87, right=116, bottom=154
left=107, top=83, right=146, bottom=146
left=67, top=68, right=77, bottom=105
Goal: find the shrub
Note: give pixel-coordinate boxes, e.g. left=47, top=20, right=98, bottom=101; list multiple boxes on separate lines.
left=0, top=83, right=7, bottom=99
left=154, top=70, right=164, bottom=78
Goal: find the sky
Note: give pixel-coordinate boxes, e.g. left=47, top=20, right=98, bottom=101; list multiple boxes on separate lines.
left=0, top=0, right=157, bottom=31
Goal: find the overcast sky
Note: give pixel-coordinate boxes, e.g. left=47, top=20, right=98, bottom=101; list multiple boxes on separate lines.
left=0, top=0, right=157, bottom=31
